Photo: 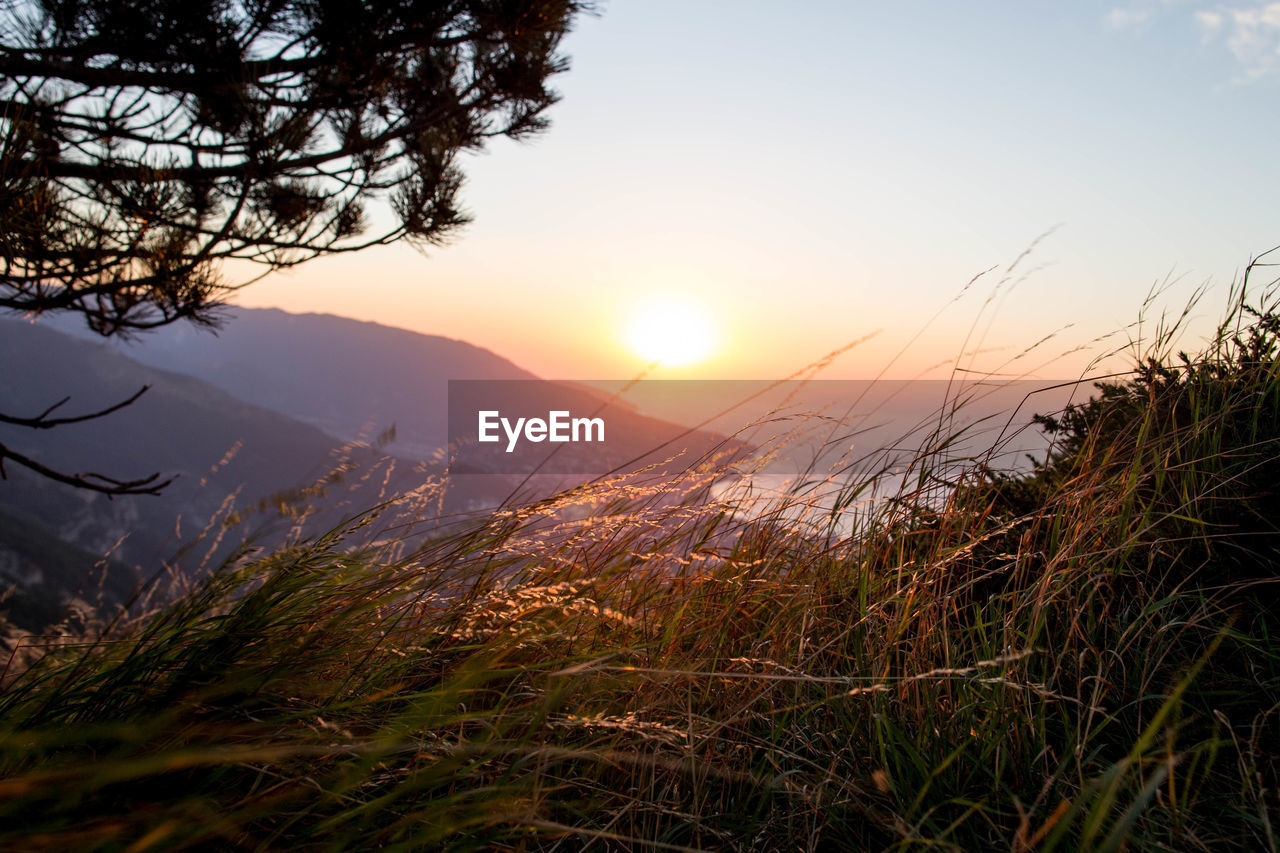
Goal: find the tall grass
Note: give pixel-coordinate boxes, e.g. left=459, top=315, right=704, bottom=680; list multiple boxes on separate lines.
left=1, top=282, right=1279, bottom=851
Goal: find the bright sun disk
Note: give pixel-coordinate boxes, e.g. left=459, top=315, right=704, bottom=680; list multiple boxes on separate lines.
left=624, top=299, right=716, bottom=367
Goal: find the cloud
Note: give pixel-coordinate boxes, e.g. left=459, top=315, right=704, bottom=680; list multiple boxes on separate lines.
left=1195, top=2, right=1280, bottom=78
left=1106, top=7, right=1154, bottom=30
left=1105, top=1, right=1190, bottom=33
left=1194, top=9, right=1225, bottom=29
left=1108, top=1, right=1280, bottom=78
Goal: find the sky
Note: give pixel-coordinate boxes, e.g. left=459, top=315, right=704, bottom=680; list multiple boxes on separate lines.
left=234, top=0, right=1280, bottom=381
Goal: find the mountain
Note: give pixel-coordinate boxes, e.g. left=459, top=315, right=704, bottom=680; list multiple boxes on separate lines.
left=50, top=307, right=537, bottom=460
left=0, top=507, right=138, bottom=632
left=45, top=306, right=748, bottom=481
left=0, top=319, right=433, bottom=623
left=0, top=315, right=748, bottom=630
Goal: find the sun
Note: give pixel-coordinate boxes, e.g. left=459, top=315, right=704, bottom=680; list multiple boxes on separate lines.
left=624, top=297, right=717, bottom=367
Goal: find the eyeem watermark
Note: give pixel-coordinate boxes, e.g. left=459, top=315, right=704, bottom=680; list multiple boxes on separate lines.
left=448, top=378, right=1073, bottom=477
left=449, top=379, right=637, bottom=475
left=478, top=410, right=604, bottom=452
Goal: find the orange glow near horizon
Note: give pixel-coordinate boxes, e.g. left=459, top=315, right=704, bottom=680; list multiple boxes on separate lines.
left=216, top=2, right=1277, bottom=387
left=225, top=237, right=1200, bottom=385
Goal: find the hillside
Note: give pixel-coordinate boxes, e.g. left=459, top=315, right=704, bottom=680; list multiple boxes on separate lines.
left=48, top=307, right=538, bottom=460
left=1, top=293, right=1276, bottom=849
left=0, top=317, right=753, bottom=632
left=0, top=319, right=429, bottom=624
left=0, top=507, right=137, bottom=633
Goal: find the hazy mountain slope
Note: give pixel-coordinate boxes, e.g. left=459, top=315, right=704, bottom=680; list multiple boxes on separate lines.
left=0, top=317, right=747, bottom=632
left=0, top=507, right=138, bottom=632
left=52, top=307, right=538, bottom=460
left=44, top=307, right=747, bottom=479
left=0, top=318, right=420, bottom=571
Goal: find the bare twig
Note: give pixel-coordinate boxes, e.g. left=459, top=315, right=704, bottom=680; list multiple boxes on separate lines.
left=0, top=385, right=149, bottom=429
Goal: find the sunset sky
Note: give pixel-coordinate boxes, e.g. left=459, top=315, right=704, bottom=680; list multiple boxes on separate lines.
left=234, top=1, right=1280, bottom=381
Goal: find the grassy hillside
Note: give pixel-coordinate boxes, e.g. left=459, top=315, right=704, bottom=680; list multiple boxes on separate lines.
left=1, top=289, right=1278, bottom=851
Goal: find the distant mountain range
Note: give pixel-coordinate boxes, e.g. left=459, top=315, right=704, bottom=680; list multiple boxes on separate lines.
left=2, top=307, right=1080, bottom=633
left=0, top=310, right=741, bottom=630
left=0, top=318, right=421, bottom=574
left=47, top=306, right=539, bottom=460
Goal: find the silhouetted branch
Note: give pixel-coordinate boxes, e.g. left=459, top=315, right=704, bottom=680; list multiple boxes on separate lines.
left=0, top=439, right=173, bottom=496
left=0, top=385, right=169, bottom=494
left=0, top=386, right=150, bottom=429
left=1, top=0, right=588, bottom=335
left=0, top=0, right=588, bottom=495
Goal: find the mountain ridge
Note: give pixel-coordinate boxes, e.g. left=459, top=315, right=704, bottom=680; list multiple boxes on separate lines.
left=45, top=305, right=538, bottom=460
